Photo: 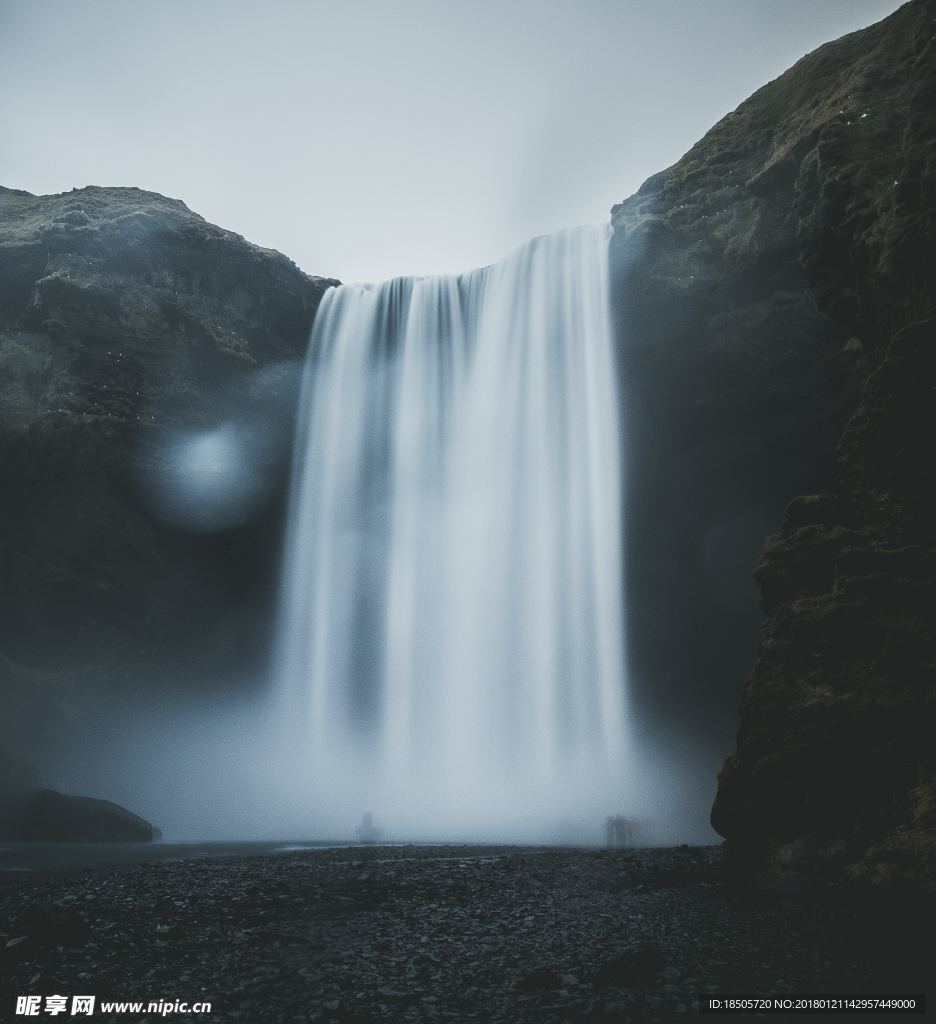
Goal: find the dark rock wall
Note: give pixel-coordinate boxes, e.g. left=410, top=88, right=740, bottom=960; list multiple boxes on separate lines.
left=0, top=186, right=335, bottom=755
left=609, top=0, right=935, bottom=878
left=711, top=318, right=936, bottom=884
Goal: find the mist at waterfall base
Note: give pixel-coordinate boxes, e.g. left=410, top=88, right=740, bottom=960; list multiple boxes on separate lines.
left=59, top=226, right=720, bottom=847
left=55, top=686, right=718, bottom=846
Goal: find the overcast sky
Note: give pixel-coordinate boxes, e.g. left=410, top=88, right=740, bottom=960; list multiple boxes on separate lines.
left=1, top=0, right=903, bottom=283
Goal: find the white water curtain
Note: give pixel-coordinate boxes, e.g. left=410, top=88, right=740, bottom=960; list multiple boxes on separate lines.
left=273, top=225, right=628, bottom=842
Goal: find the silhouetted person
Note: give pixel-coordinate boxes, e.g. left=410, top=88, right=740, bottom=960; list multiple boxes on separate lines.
left=624, top=816, right=639, bottom=847
left=355, top=811, right=382, bottom=844
left=606, top=814, right=635, bottom=848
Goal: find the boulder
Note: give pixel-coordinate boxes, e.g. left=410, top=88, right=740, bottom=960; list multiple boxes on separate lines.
left=12, top=787, right=157, bottom=843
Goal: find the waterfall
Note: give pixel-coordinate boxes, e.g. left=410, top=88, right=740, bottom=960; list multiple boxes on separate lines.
left=273, top=224, right=629, bottom=842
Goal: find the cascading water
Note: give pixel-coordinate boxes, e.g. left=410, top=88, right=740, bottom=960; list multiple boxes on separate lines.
left=273, top=224, right=630, bottom=842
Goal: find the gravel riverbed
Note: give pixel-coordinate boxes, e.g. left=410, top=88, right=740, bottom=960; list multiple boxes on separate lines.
left=0, top=845, right=929, bottom=1023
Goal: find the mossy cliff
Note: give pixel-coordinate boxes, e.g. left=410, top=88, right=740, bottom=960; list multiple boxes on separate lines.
left=610, top=0, right=935, bottom=881
left=0, top=186, right=335, bottom=755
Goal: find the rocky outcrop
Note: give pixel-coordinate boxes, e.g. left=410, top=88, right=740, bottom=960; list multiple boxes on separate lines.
left=611, top=0, right=936, bottom=878
left=0, top=749, right=157, bottom=841
left=711, top=317, right=936, bottom=884
left=0, top=186, right=336, bottom=758
left=6, top=788, right=158, bottom=843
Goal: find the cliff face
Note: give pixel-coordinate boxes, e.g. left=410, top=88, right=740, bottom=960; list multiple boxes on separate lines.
left=610, top=0, right=935, bottom=880
left=0, top=186, right=335, bottom=755
left=713, top=318, right=936, bottom=884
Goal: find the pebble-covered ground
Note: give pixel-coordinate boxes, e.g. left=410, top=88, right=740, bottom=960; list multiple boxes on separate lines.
left=0, top=845, right=929, bottom=1023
